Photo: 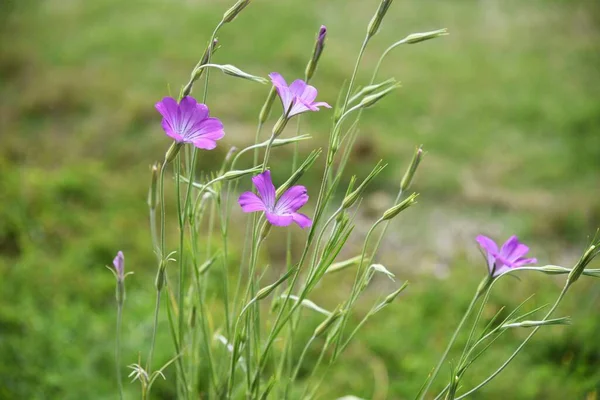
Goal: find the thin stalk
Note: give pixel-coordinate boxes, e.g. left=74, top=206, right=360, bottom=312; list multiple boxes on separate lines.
left=418, top=289, right=481, bottom=400
left=290, top=335, right=315, bottom=385
left=455, top=282, right=571, bottom=399
left=115, top=302, right=124, bottom=400
left=146, top=290, right=162, bottom=372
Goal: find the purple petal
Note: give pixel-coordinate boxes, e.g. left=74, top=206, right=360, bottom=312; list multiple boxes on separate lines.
left=252, top=171, right=276, bottom=210
left=506, top=244, right=530, bottom=263
left=513, top=257, right=537, bottom=267
left=292, top=212, right=312, bottom=229
left=161, top=119, right=183, bottom=142
left=299, top=85, right=317, bottom=104
left=238, top=192, right=266, bottom=213
left=289, top=79, right=308, bottom=98
left=177, top=96, right=200, bottom=135
left=185, top=117, right=225, bottom=142
left=275, top=185, right=308, bottom=214
left=113, top=251, right=124, bottom=278
left=476, top=235, right=498, bottom=273
left=155, top=97, right=179, bottom=121
left=499, top=235, right=519, bottom=260
left=288, top=102, right=311, bottom=117
left=266, top=212, right=294, bottom=226
left=269, top=72, right=293, bottom=112
left=192, top=138, right=218, bottom=150
left=312, top=101, right=332, bottom=109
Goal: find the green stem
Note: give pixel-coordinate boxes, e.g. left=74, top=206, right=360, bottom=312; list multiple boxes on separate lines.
left=115, top=302, right=123, bottom=400
left=146, top=290, right=162, bottom=372
left=418, top=289, right=481, bottom=400
left=455, top=282, right=571, bottom=399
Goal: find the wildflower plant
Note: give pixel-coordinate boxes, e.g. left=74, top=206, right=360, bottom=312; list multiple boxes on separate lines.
left=104, top=0, right=600, bottom=399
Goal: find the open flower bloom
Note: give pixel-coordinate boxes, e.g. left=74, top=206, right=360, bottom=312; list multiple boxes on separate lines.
left=113, top=251, right=125, bottom=281
left=269, top=73, right=331, bottom=117
left=476, top=235, right=537, bottom=277
left=238, top=170, right=312, bottom=228
left=155, top=96, right=224, bottom=150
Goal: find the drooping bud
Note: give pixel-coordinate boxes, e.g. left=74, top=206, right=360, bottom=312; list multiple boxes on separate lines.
left=400, top=146, right=424, bottom=191
left=359, top=82, right=401, bottom=109
left=148, top=162, right=160, bottom=210
left=502, top=317, right=572, bottom=329
left=342, top=161, right=386, bottom=209
left=223, top=0, right=251, bottom=23
left=218, top=64, right=267, bottom=84
left=403, top=28, right=448, bottom=44
left=259, top=87, right=277, bottom=124
left=367, top=0, right=394, bottom=38
left=305, top=25, right=327, bottom=81
left=381, top=193, right=418, bottom=220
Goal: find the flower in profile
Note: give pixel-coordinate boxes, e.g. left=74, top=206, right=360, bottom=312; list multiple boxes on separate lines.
left=476, top=235, right=537, bottom=277
left=238, top=170, right=312, bottom=228
left=155, top=96, right=224, bottom=150
left=269, top=73, right=331, bottom=118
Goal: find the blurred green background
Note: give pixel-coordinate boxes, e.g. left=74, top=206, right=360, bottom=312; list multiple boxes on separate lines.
left=2, top=0, right=600, bottom=398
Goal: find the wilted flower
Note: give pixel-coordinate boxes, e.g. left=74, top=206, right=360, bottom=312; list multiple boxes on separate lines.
left=476, top=235, right=537, bottom=277
left=238, top=170, right=312, bottom=228
left=269, top=73, right=331, bottom=117
left=155, top=96, right=224, bottom=150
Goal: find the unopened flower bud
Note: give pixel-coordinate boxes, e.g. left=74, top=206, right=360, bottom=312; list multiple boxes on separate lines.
left=359, top=82, right=401, bottom=108
left=256, top=267, right=296, bottom=301
left=305, top=25, right=327, bottom=81
left=314, top=309, right=343, bottom=337
left=223, top=0, right=251, bottom=23
left=400, top=146, right=423, bottom=191
left=382, top=193, right=418, bottom=220
left=221, top=165, right=263, bottom=181
left=276, top=149, right=321, bottom=197
left=198, top=254, right=219, bottom=275
left=165, top=142, right=183, bottom=163
left=259, top=87, right=277, bottom=124
left=383, top=282, right=408, bottom=305
left=367, top=0, right=394, bottom=38
left=260, top=221, right=272, bottom=241
left=148, top=162, right=160, bottom=210
left=219, top=64, right=267, bottom=84
left=349, top=78, right=396, bottom=104
left=502, top=317, right=571, bottom=329
left=403, top=28, right=448, bottom=44
left=568, top=243, right=599, bottom=286
left=342, top=161, right=386, bottom=209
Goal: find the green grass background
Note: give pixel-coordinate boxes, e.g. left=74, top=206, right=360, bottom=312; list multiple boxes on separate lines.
left=1, top=0, right=600, bottom=398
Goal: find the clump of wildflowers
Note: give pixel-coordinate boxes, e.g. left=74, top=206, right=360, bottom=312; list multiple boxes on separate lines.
left=476, top=235, right=537, bottom=277
left=238, top=170, right=312, bottom=228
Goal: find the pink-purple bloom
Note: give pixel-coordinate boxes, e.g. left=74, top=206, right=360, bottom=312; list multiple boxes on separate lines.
left=113, top=251, right=125, bottom=281
left=238, top=170, right=312, bottom=228
left=476, top=235, right=537, bottom=277
left=155, top=96, right=224, bottom=150
left=269, top=73, right=331, bottom=117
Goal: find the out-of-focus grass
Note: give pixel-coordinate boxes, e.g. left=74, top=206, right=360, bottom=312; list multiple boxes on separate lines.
left=1, top=0, right=600, bottom=398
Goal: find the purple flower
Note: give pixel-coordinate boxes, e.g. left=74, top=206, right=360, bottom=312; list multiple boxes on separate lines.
left=113, top=251, right=125, bottom=281
left=269, top=73, right=331, bottom=118
left=155, top=96, right=224, bottom=150
left=476, top=235, right=537, bottom=277
left=238, top=170, right=312, bottom=228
